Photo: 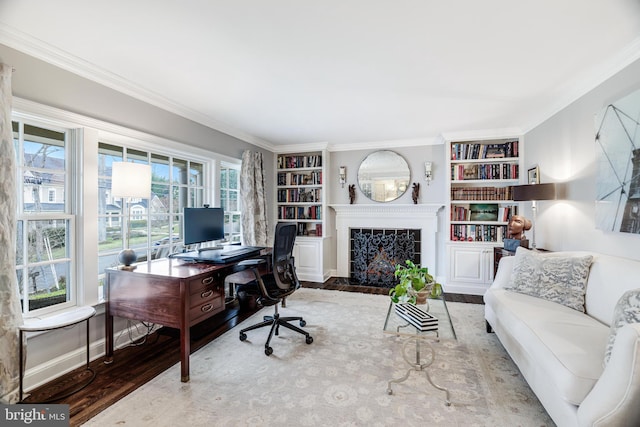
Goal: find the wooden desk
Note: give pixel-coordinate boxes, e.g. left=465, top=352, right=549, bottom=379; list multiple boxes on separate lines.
left=105, top=258, right=237, bottom=382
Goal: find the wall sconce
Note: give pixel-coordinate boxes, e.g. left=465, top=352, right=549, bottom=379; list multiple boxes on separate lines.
left=424, top=161, right=433, bottom=185
left=339, top=166, right=346, bottom=188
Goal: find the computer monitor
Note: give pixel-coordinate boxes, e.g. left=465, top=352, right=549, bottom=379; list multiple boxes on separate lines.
left=183, top=207, right=225, bottom=246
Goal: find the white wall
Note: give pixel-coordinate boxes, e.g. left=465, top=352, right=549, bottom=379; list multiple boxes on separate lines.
left=329, top=145, right=448, bottom=279
left=523, top=57, right=640, bottom=257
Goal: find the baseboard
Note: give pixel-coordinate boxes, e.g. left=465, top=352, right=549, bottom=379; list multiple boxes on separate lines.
left=23, top=322, right=157, bottom=394
left=442, top=283, right=488, bottom=296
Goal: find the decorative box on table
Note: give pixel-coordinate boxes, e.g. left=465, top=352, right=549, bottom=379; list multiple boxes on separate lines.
left=394, top=303, right=438, bottom=332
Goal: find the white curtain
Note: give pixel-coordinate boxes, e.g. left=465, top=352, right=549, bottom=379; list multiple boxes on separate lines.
left=0, top=63, right=24, bottom=404
left=240, top=150, right=268, bottom=246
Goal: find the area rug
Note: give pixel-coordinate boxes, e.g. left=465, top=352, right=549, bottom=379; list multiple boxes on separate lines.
left=83, top=288, right=554, bottom=426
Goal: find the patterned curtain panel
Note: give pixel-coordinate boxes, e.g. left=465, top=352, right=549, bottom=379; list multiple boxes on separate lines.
left=240, top=150, right=268, bottom=247
left=0, top=63, right=24, bottom=404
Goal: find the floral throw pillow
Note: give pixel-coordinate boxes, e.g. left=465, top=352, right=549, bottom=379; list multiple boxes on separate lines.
left=505, top=247, right=593, bottom=312
left=604, top=290, right=640, bottom=365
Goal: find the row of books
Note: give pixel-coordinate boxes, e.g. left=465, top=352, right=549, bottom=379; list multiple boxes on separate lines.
left=278, top=205, right=322, bottom=220
left=277, top=171, right=322, bottom=186
left=450, top=224, right=507, bottom=242
left=277, top=188, right=322, bottom=203
left=277, top=154, right=322, bottom=169
left=450, top=204, right=518, bottom=222
left=296, top=222, right=323, bottom=237
left=451, top=186, right=513, bottom=201
left=451, top=163, right=519, bottom=181
left=450, top=140, right=519, bottom=160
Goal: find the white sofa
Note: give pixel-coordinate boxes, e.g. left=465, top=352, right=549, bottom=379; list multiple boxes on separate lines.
left=484, top=249, right=640, bottom=427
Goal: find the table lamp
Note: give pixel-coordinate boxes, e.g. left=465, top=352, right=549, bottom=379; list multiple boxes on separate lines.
left=512, top=183, right=556, bottom=250
left=111, top=162, right=151, bottom=269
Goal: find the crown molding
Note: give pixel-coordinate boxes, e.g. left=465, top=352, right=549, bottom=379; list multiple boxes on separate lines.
left=4, top=23, right=640, bottom=153
left=271, top=141, right=330, bottom=154
left=0, top=24, right=277, bottom=152
left=440, top=128, right=522, bottom=142
left=521, top=36, right=640, bottom=133
left=327, top=136, right=443, bottom=152
left=11, top=97, right=239, bottom=164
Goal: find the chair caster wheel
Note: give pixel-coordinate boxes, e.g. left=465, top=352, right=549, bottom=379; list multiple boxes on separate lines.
left=239, top=332, right=247, bottom=341
left=265, top=346, right=273, bottom=356
left=299, top=320, right=306, bottom=327
left=306, top=336, right=313, bottom=344
left=387, top=388, right=393, bottom=395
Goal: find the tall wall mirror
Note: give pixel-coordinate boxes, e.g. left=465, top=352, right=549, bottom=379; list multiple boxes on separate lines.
left=357, top=150, right=411, bottom=202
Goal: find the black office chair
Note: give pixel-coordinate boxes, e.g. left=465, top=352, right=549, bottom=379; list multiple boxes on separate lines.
left=235, top=222, right=313, bottom=355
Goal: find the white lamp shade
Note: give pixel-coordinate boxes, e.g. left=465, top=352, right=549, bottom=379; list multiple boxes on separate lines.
left=112, top=162, right=151, bottom=198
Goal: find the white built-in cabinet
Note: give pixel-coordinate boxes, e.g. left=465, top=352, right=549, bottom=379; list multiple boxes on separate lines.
left=275, top=150, right=331, bottom=282
left=445, top=137, right=522, bottom=295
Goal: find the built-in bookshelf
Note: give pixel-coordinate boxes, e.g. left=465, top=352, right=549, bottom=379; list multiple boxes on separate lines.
left=446, top=137, right=522, bottom=295
left=449, top=139, right=520, bottom=244
left=276, top=152, right=325, bottom=237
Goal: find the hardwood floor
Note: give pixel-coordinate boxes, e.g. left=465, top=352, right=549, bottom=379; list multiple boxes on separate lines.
left=21, top=279, right=483, bottom=426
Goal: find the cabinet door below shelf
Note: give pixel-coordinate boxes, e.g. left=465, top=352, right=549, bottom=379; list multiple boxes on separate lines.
left=447, top=245, right=494, bottom=295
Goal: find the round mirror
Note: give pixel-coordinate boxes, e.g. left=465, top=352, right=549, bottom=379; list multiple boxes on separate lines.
left=357, top=150, right=411, bottom=202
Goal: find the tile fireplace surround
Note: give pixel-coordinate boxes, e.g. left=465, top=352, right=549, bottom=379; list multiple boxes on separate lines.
left=330, top=204, right=444, bottom=279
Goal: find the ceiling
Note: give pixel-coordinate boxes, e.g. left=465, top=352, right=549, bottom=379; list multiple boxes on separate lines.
left=1, top=1, right=640, bottom=151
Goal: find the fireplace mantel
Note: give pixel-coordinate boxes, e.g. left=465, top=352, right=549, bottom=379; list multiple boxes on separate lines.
left=330, top=204, right=444, bottom=278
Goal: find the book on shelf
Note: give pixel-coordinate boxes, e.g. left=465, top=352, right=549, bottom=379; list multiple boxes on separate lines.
left=450, top=140, right=519, bottom=160
left=450, top=224, right=507, bottom=242
left=278, top=154, right=322, bottom=169
left=450, top=186, right=513, bottom=201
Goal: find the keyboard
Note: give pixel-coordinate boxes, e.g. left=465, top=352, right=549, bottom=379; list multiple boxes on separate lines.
left=220, top=247, right=263, bottom=258
left=170, top=246, right=264, bottom=264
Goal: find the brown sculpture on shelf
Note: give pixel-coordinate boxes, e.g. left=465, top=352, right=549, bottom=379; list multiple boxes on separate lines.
left=348, top=184, right=356, bottom=204
left=507, top=214, right=532, bottom=240
left=412, top=182, right=420, bottom=204
left=504, top=214, right=532, bottom=250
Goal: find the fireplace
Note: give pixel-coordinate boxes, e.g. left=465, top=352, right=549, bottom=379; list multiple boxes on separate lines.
left=350, top=228, right=421, bottom=287
left=330, top=204, right=443, bottom=280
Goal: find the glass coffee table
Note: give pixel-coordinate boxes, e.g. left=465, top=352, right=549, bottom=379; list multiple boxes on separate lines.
left=383, top=297, right=456, bottom=405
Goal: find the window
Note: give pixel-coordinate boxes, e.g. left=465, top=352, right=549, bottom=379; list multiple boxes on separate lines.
left=13, top=120, right=76, bottom=314
left=220, top=164, right=241, bottom=243
left=12, top=100, right=221, bottom=310
left=97, top=143, right=208, bottom=285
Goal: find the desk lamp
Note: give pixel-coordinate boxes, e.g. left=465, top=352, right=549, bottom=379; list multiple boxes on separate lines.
left=112, top=162, right=151, bottom=270
left=512, top=183, right=556, bottom=250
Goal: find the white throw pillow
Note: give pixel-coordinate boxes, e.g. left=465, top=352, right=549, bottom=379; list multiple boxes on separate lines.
left=505, top=247, right=593, bottom=312
left=604, top=289, right=640, bottom=365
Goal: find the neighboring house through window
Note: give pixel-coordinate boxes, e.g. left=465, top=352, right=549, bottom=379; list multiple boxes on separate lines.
left=13, top=120, right=76, bottom=315
left=97, top=143, right=209, bottom=289
left=220, top=163, right=241, bottom=243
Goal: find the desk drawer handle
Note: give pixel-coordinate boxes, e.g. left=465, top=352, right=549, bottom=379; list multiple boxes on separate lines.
left=202, top=276, right=214, bottom=285
left=200, top=290, right=214, bottom=299
left=201, top=303, right=214, bottom=313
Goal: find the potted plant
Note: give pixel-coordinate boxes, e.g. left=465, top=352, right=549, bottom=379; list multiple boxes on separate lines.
left=389, top=260, right=442, bottom=304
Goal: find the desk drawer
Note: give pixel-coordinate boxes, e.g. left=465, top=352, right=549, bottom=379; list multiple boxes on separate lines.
left=189, top=293, right=223, bottom=323
left=189, top=274, right=224, bottom=323
left=189, top=272, right=224, bottom=295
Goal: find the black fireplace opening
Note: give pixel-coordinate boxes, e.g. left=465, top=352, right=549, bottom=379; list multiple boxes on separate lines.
left=349, top=228, right=421, bottom=288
